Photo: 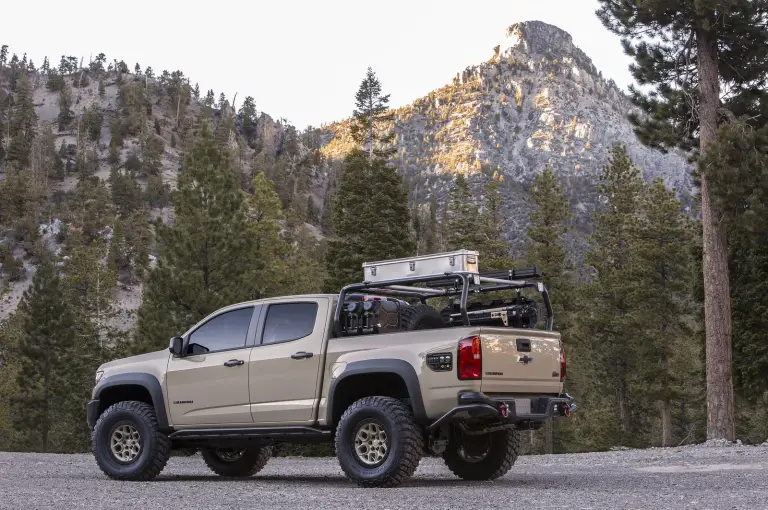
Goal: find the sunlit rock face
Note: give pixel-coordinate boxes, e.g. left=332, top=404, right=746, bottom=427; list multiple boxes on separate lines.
left=319, top=21, right=693, bottom=259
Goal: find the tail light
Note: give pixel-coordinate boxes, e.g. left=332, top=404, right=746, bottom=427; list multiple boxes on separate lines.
left=458, top=336, right=482, bottom=380
left=559, top=341, right=566, bottom=382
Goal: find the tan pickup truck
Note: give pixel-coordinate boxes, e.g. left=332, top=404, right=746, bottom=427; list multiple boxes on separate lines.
left=88, top=250, right=574, bottom=487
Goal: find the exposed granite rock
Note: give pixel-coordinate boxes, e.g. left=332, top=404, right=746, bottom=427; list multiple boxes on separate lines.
left=319, top=21, right=694, bottom=261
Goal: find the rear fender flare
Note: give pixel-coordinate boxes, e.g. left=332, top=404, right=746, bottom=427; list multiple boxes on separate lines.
left=326, top=359, right=426, bottom=427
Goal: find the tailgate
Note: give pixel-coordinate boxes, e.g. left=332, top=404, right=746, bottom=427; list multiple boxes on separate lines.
left=480, top=327, right=563, bottom=395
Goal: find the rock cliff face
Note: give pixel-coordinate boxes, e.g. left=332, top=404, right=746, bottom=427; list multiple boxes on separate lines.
left=320, top=21, right=694, bottom=259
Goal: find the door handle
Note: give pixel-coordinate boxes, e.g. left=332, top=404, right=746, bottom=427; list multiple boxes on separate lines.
left=223, top=359, right=244, bottom=367
left=291, top=351, right=313, bottom=360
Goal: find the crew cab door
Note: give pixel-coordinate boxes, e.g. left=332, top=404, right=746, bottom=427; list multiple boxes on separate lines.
left=248, top=297, right=329, bottom=425
left=166, top=305, right=259, bottom=426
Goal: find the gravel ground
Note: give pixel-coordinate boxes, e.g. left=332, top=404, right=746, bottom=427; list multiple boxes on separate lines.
left=0, top=446, right=766, bottom=510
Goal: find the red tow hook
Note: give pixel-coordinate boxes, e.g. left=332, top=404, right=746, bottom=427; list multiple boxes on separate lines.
left=563, top=403, right=571, bottom=417
left=499, top=403, right=509, bottom=419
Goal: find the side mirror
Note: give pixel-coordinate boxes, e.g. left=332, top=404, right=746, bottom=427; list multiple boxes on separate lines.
left=169, top=336, right=184, bottom=356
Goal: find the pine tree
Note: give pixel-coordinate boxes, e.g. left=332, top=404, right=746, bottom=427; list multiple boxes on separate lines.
left=0, top=45, right=7, bottom=68
left=596, top=0, right=768, bottom=442
left=350, top=67, right=395, bottom=163
left=480, top=178, right=511, bottom=268
left=7, top=73, right=37, bottom=168
left=239, top=96, right=258, bottom=143
left=700, top=122, right=768, bottom=421
left=193, top=83, right=200, bottom=100
left=11, top=260, right=78, bottom=452
left=109, top=218, right=131, bottom=271
left=631, top=179, right=700, bottom=447
left=82, top=106, right=103, bottom=142
left=425, top=196, right=439, bottom=254
left=280, top=224, right=328, bottom=295
left=324, top=149, right=414, bottom=292
left=525, top=168, right=576, bottom=454
left=141, top=133, right=164, bottom=175
left=98, top=76, right=105, bottom=98
left=57, top=84, right=74, bottom=132
left=30, top=125, right=60, bottom=184
left=581, top=145, right=646, bottom=447
left=135, top=124, right=263, bottom=352
left=246, top=172, right=291, bottom=297
left=203, top=89, right=215, bottom=108
left=62, top=235, right=118, bottom=357
left=2, top=253, right=25, bottom=281
left=526, top=168, right=573, bottom=328
left=445, top=174, right=483, bottom=250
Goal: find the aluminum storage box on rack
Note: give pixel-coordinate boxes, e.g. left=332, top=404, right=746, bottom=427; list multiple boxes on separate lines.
left=362, top=250, right=480, bottom=283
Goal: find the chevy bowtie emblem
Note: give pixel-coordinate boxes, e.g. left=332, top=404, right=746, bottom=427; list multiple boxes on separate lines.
left=517, top=355, right=534, bottom=364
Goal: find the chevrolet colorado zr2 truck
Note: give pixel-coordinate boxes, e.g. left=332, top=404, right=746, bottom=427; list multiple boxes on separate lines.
left=87, top=250, right=575, bottom=488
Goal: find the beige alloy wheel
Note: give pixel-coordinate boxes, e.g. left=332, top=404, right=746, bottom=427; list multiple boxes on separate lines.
left=110, top=424, right=142, bottom=463
left=353, top=420, right=389, bottom=466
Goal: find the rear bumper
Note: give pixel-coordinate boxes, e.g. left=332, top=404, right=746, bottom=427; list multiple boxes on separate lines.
left=427, top=392, right=575, bottom=432
left=87, top=399, right=100, bottom=429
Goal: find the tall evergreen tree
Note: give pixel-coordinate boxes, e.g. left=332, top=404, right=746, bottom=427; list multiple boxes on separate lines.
left=480, top=178, right=511, bottom=268
left=239, top=96, right=258, bottom=143
left=325, top=149, right=414, bottom=292
left=62, top=235, right=118, bottom=355
left=11, top=260, right=78, bottom=452
left=700, top=121, right=768, bottom=416
left=525, top=169, right=575, bottom=454
left=57, top=84, right=74, bottom=132
left=425, top=196, right=439, bottom=254
left=581, top=145, right=646, bottom=447
left=631, top=179, right=701, bottom=447
left=350, top=67, right=395, bottom=163
left=445, top=174, right=483, bottom=251
left=7, top=73, right=37, bottom=168
left=596, top=0, right=768, bottom=442
left=246, top=171, right=290, bottom=298
left=135, top=124, right=262, bottom=352
left=526, top=168, right=573, bottom=329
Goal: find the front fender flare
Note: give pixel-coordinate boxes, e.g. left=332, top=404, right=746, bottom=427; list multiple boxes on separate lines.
left=92, top=372, right=170, bottom=430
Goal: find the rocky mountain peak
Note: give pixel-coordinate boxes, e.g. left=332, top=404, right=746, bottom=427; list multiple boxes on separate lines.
left=502, top=21, right=599, bottom=78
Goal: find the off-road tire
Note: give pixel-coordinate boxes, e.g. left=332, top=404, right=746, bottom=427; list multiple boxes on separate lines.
left=92, top=400, right=171, bottom=481
left=442, top=427, right=520, bottom=481
left=201, top=446, right=273, bottom=477
left=401, top=304, right=445, bottom=331
left=335, top=396, right=424, bottom=488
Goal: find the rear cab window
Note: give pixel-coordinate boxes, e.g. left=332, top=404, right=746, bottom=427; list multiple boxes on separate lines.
left=261, top=302, right=319, bottom=345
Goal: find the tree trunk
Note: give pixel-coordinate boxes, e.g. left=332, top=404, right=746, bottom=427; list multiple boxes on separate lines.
left=617, top=362, right=630, bottom=445
left=42, top=354, right=51, bottom=453
left=543, top=419, right=554, bottom=454
left=660, top=399, right=673, bottom=447
left=696, top=21, right=736, bottom=441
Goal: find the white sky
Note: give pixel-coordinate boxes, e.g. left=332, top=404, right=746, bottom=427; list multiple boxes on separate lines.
left=4, top=0, right=633, bottom=130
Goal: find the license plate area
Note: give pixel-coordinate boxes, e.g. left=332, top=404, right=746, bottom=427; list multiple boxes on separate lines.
left=514, top=398, right=531, bottom=415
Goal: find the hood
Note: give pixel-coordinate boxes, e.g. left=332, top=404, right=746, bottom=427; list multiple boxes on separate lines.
left=99, top=349, right=170, bottom=372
